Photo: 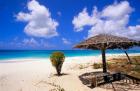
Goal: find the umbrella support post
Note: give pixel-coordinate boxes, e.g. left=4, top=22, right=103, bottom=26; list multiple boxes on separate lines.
left=101, top=49, right=107, bottom=73
left=101, top=49, right=108, bottom=82
left=124, top=51, right=132, bottom=64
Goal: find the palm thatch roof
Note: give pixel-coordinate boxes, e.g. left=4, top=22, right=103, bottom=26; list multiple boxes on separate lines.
left=74, top=34, right=139, bottom=50
left=74, top=34, right=140, bottom=73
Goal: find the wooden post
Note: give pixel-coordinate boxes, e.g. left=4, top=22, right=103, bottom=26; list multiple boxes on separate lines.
left=101, top=49, right=107, bottom=73
left=124, top=51, right=132, bottom=64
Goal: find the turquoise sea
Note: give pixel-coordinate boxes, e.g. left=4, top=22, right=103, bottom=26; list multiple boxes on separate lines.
left=0, top=49, right=140, bottom=61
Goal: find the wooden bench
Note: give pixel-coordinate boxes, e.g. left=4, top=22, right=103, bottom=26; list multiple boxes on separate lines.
left=123, top=74, right=140, bottom=84
left=91, top=72, right=110, bottom=87
left=91, top=72, right=123, bottom=87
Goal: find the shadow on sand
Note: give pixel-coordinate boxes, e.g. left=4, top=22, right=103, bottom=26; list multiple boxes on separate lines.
left=53, top=73, right=69, bottom=77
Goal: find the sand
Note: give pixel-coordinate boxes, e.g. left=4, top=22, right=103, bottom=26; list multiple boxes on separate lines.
left=0, top=53, right=140, bottom=91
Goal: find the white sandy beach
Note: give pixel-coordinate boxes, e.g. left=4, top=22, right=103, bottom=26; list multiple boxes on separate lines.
left=0, top=53, right=140, bottom=91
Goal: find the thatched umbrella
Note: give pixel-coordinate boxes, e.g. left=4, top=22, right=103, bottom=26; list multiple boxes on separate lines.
left=74, top=34, right=140, bottom=73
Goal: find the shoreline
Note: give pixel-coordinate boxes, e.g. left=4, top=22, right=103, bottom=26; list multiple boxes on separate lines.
left=0, top=53, right=140, bottom=63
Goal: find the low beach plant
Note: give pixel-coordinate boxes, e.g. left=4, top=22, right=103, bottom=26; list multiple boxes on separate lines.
left=50, top=51, right=65, bottom=76
left=79, top=64, right=84, bottom=69
left=93, top=62, right=116, bottom=69
left=93, top=63, right=102, bottom=69
left=132, top=65, right=140, bottom=73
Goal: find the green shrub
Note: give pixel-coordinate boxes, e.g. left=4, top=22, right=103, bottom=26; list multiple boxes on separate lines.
left=106, top=62, right=111, bottom=69
left=93, top=63, right=102, bottom=69
left=79, top=64, right=85, bottom=69
left=132, top=65, right=140, bottom=72
left=93, top=62, right=114, bottom=69
left=50, top=51, right=65, bottom=76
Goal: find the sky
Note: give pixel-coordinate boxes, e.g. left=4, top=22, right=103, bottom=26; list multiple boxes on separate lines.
left=0, top=0, right=140, bottom=50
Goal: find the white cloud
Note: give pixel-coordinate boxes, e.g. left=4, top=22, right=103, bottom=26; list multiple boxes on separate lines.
left=72, top=8, right=98, bottom=32
left=0, top=38, right=56, bottom=49
left=23, top=38, right=39, bottom=47
left=40, top=39, right=56, bottom=48
left=102, top=1, right=132, bottom=19
left=128, top=25, right=140, bottom=40
left=22, top=38, right=55, bottom=48
left=62, top=38, right=71, bottom=45
left=72, top=1, right=140, bottom=40
left=16, top=0, right=58, bottom=38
